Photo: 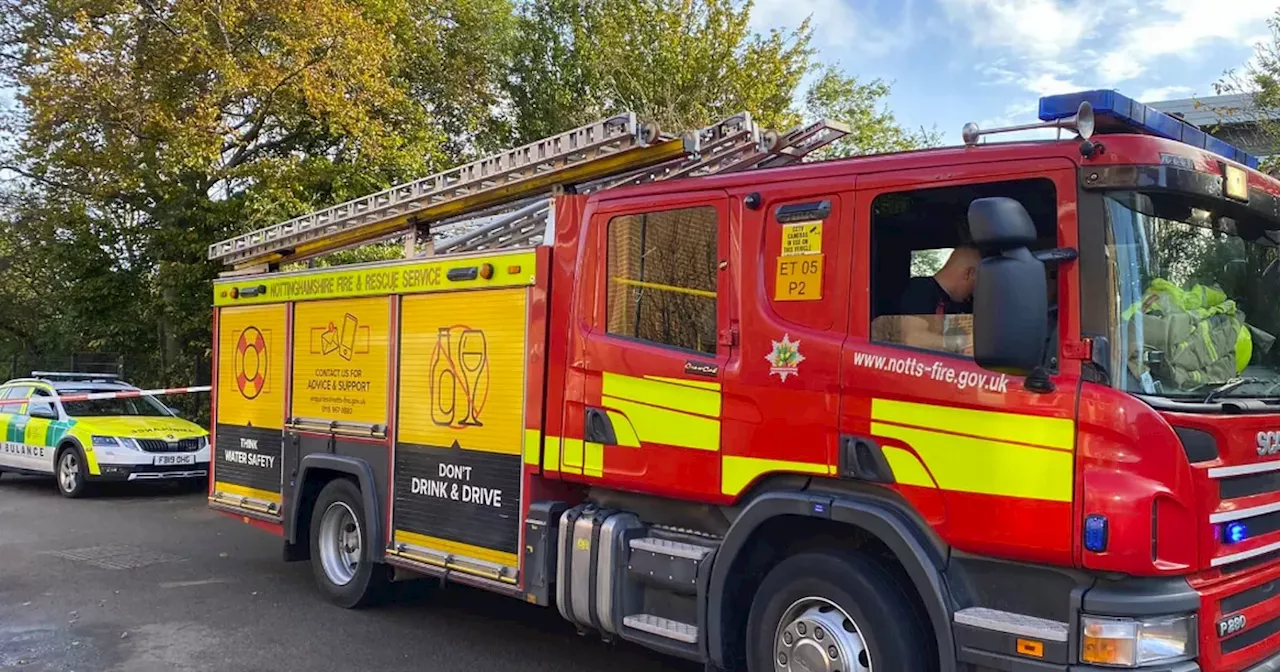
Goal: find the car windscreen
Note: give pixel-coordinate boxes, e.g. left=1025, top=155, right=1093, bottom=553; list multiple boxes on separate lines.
left=59, top=391, right=172, bottom=417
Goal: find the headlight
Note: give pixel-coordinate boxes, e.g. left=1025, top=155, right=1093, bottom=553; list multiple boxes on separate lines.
left=197, top=436, right=209, bottom=449
left=91, top=436, right=139, bottom=450
left=1081, top=614, right=1196, bottom=667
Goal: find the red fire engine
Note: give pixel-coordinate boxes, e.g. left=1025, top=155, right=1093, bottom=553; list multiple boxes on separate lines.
left=207, top=91, right=1280, bottom=671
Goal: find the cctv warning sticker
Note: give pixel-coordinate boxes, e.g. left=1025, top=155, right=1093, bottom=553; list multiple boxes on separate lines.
left=775, top=254, right=823, bottom=302
left=781, top=221, right=822, bottom=256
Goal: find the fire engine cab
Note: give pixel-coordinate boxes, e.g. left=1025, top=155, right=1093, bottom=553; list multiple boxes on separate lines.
left=207, top=91, right=1280, bottom=672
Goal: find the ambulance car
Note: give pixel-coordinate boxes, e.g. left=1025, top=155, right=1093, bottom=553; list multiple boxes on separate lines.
left=0, top=373, right=210, bottom=497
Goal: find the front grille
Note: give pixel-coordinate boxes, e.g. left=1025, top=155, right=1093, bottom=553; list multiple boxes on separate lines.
left=1225, top=548, right=1280, bottom=575
left=1223, top=614, right=1280, bottom=654
left=1222, top=471, right=1280, bottom=500
left=1223, top=577, right=1280, bottom=614
left=137, top=438, right=201, bottom=453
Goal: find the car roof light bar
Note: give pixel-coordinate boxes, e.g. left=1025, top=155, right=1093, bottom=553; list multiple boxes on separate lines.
left=1039, top=89, right=1260, bottom=169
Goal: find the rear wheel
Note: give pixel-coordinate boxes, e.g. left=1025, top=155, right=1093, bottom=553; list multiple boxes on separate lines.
left=746, top=550, right=935, bottom=672
left=308, top=478, right=389, bottom=608
left=55, top=447, right=90, bottom=499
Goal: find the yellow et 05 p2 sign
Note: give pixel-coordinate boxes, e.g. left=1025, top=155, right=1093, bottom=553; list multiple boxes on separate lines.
left=291, top=297, right=390, bottom=424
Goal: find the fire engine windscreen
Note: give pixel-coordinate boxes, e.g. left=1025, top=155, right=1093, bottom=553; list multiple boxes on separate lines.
left=1107, top=191, right=1280, bottom=398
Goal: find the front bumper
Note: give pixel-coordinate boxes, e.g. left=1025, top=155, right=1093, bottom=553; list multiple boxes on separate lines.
left=92, top=462, right=209, bottom=482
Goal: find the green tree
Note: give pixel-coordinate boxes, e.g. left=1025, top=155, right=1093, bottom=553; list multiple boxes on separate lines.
left=506, top=0, right=814, bottom=142
left=0, top=0, right=509, bottom=397
left=804, top=65, right=941, bottom=159
left=1214, top=7, right=1280, bottom=172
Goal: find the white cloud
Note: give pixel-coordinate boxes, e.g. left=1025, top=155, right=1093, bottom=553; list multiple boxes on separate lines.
left=944, top=0, right=1275, bottom=95
left=1137, top=85, right=1195, bottom=102
left=749, top=0, right=918, bottom=56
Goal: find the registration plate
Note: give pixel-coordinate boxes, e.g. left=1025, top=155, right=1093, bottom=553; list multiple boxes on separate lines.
left=155, top=454, right=196, bottom=466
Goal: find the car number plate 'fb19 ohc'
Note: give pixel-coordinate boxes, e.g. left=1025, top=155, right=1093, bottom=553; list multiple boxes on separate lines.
left=155, top=454, right=196, bottom=466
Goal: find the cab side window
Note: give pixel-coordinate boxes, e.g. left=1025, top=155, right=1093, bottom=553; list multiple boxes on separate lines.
left=606, top=206, right=718, bottom=355
left=869, top=178, right=1058, bottom=358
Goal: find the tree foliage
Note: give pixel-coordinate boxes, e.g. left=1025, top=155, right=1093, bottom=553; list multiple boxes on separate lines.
left=1215, top=7, right=1280, bottom=172
left=0, top=0, right=928, bottom=415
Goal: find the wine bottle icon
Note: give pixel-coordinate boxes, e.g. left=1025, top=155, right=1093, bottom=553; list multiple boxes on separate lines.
left=430, top=327, right=456, bottom=427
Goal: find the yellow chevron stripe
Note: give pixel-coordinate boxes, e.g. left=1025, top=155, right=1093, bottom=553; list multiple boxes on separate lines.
left=602, top=396, right=719, bottom=451
left=882, top=446, right=936, bottom=488
left=542, top=435, right=560, bottom=472
left=872, top=422, right=1073, bottom=502
left=393, top=530, right=519, bottom=569
left=212, top=481, right=282, bottom=505
left=606, top=411, right=641, bottom=447
left=603, top=372, right=720, bottom=417
left=872, top=398, right=1073, bottom=451
left=721, top=455, right=831, bottom=496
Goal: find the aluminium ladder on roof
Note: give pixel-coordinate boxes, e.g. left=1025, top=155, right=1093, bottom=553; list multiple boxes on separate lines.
left=208, top=112, right=690, bottom=269
left=209, top=112, right=850, bottom=269
left=432, top=116, right=852, bottom=256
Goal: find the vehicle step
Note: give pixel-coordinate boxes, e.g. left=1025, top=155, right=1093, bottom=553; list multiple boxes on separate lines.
left=953, top=607, right=1069, bottom=642
left=629, top=537, right=713, bottom=561
left=622, top=614, right=699, bottom=644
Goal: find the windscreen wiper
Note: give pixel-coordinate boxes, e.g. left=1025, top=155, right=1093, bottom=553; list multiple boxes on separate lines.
left=1204, top=377, right=1265, bottom=403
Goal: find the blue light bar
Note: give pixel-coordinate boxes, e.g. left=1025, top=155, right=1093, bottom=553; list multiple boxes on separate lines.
left=1039, top=90, right=1261, bottom=169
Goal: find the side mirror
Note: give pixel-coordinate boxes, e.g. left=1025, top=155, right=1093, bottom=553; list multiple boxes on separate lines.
left=968, top=197, right=1048, bottom=377
left=29, top=403, right=58, bottom=420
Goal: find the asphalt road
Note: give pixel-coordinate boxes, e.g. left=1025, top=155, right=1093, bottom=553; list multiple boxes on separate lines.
left=0, top=474, right=696, bottom=672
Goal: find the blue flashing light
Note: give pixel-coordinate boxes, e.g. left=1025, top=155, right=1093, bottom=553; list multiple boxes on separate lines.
left=1226, top=522, right=1249, bottom=545
left=1038, top=89, right=1261, bottom=169
left=1084, top=514, right=1109, bottom=552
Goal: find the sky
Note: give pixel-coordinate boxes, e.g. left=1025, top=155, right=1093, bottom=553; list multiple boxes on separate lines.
left=750, top=0, right=1279, bottom=144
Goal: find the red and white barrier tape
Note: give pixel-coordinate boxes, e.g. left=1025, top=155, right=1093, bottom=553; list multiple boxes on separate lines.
left=0, top=385, right=211, bottom=406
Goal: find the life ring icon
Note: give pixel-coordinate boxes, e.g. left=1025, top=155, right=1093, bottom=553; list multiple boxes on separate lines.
left=235, top=326, right=267, bottom=400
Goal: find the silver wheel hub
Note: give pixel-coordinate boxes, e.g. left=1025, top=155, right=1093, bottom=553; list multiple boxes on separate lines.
left=59, top=454, right=78, bottom=492
left=775, top=597, right=871, bottom=672
left=318, top=502, right=361, bottom=586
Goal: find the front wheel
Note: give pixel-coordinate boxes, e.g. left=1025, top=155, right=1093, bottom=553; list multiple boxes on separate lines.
left=55, top=447, right=90, bottom=499
left=746, top=550, right=936, bottom=672
left=308, top=478, right=389, bottom=608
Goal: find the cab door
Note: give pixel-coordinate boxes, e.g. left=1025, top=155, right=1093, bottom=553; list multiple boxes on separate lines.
left=24, top=387, right=60, bottom=474
left=561, top=190, right=732, bottom=501
left=843, top=163, right=1082, bottom=566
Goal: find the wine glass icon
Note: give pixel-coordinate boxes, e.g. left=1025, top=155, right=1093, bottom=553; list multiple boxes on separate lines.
left=458, top=329, right=488, bottom=426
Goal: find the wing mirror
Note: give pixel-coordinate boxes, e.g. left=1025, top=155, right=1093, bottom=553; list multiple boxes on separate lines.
left=968, top=197, right=1048, bottom=380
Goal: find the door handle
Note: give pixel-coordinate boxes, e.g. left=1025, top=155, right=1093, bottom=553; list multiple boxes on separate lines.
left=584, top=408, right=618, bottom=445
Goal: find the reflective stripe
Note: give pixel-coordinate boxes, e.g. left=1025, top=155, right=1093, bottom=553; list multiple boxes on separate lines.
left=872, top=422, right=1073, bottom=502
left=600, top=397, right=720, bottom=451
left=394, top=529, right=519, bottom=569
left=882, top=446, right=936, bottom=488
left=584, top=441, right=604, bottom=477
left=721, top=455, right=830, bottom=496
left=602, top=373, right=721, bottom=417
left=1200, top=322, right=1220, bottom=361
left=212, top=481, right=281, bottom=505
left=871, top=399, right=1075, bottom=503
left=542, top=435, right=560, bottom=472
left=523, top=429, right=541, bottom=466
left=872, top=399, right=1074, bottom=450
left=606, top=411, right=641, bottom=447
left=562, top=438, right=584, bottom=473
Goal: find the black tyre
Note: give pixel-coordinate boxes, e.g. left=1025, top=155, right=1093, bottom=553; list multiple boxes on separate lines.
left=308, top=478, right=390, bottom=608
left=746, top=550, right=935, bottom=672
left=55, top=446, right=91, bottom=499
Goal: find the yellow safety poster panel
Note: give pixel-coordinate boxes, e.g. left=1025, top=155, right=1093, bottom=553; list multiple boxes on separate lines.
left=393, top=288, right=528, bottom=571
left=215, top=304, right=287, bottom=506
left=291, top=297, right=390, bottom=424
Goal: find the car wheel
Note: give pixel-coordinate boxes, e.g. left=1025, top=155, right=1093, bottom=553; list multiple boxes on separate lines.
left=56, top=446, right=91, bottom=499
left=746, top=549, right=936, bottom=672
left=309, top=478, right=390, bottom=608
